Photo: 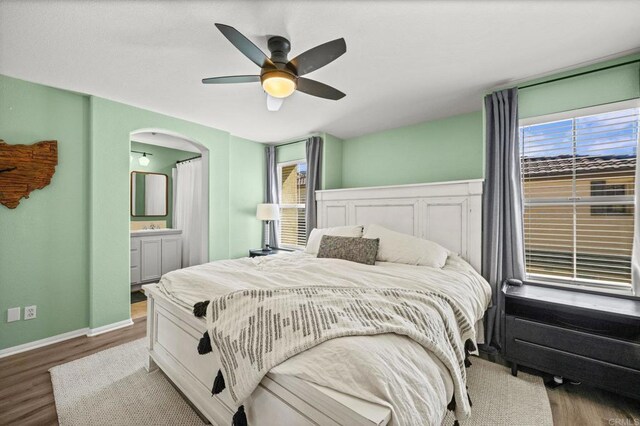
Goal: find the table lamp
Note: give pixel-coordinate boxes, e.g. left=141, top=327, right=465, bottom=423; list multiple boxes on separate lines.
left=256, top=203, right=280, bottom=251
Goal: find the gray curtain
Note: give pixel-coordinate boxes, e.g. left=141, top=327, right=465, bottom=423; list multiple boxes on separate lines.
left=305, top=136, right=323, bottom=239
left=265, top=145, right=280, bottom=248
left=482, top=88, right=525, bottom=351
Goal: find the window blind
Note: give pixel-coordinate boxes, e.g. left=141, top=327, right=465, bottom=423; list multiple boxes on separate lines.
left=278, top=162, right=307, bottom=249
left=520, top=107, right=639, bottom=288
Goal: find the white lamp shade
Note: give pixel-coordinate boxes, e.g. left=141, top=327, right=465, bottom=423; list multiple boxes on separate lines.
left=256, top=203, right=280, bottom=221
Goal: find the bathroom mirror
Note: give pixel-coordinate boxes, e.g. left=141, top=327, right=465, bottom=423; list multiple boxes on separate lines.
left=130, top=171, right=168, bottom=216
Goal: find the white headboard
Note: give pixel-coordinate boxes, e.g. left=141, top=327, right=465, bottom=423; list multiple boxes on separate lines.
left=316, top=179, right=483, bottom=272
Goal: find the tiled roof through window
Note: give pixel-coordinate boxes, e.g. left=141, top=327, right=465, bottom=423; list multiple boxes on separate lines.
left=522, top=155, right=636, bottom=177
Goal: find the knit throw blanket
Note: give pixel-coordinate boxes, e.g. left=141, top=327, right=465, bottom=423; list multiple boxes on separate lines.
left=195, top=286, right=476, bottom=422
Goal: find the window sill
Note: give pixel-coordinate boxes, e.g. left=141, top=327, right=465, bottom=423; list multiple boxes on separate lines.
left=523, top=278, right=636, bottom=301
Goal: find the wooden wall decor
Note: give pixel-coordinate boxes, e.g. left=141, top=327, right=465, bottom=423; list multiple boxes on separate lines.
left=0, top=140, right=58, bottom=209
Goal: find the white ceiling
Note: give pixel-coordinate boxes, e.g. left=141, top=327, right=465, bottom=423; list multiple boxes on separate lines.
left=1, top=1, right=639, bottom=143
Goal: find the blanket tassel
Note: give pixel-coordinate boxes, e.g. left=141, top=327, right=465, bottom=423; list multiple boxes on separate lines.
left=232, top=405, right=247, bottom=426
left=197, top=331, right=212, bottom=354
left=211, top=369, right=226, bottom=395
left=193, top=301, right=210, bottom=317
left=447, top=395, right=456, bottom=412
left=464, top=339, right=476, bottom=368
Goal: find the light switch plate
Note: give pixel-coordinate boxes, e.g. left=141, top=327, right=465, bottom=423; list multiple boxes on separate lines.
left=24, top=305, right=37, bottom=320
left=7, top=307, right=20, bottom=322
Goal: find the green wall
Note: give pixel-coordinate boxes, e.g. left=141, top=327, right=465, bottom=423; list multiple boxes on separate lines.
left=229, top=136, right=265, bottom=258
left=89, top=97, right=235, bottom=328
left=321, top=133, right=343, bottom=190
left=273, top=118, right=482, bottom=191
left=0, top=75, right=90, bottom=349
left=341, top=111, right=484, bottom=188
left=519, top=53, right=640, bottom=118
left=274, top=132, right=344, bottom=190
left=275, top=141, right=305, bottom=163
left=0, top=74, right=265, bottom=349
left=336, top=54, right=640, bottom=191
left=129, top=141, right=195, bottom=228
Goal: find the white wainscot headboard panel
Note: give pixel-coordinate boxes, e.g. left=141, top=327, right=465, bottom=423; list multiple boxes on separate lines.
left=316, top=179, right=483, bottom=272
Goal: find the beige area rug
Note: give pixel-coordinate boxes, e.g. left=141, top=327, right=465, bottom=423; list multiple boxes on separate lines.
left=51, top=339, right=552, bottom=426
left=442, top=357, right=553, bottom=426
left=50, top=339, right=206, bottom=426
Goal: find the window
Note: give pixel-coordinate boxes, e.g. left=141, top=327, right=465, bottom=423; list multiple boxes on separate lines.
left=519, top=103, right=639, bottom=290
left=590, top=181, right=631, bottom=216
left=277, top=160, right=307, bottom=249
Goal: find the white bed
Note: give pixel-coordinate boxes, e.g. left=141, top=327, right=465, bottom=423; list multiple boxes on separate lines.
left=143, top=179, right=487, bottom=425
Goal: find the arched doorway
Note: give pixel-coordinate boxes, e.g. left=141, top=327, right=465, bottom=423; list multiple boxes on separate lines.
left=128, top=129, right=210, bottom=314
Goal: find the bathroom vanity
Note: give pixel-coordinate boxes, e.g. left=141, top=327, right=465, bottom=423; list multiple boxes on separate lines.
left=131, top=229, right=182, bottom=287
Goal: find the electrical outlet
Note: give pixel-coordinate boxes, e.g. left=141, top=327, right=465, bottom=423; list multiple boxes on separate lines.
left=24, top=305, right=37, bottom=320
left=7, top=307, right=20, bottom=322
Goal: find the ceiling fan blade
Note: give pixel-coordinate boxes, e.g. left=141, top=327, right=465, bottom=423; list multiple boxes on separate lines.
left=202, top=75, right=260, bottom=84
left=215, top=23, right=274, bottom=68
left=297, top=78, right=346, bottom=100
left=266, top=94, right=284, bottom=112
left=288, top=38, right=346, bottom=76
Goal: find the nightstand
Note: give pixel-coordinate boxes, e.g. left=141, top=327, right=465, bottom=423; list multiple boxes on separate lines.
left=249, top=247, right=291, bottom=257
left=502, top=283, right=640, bottom=400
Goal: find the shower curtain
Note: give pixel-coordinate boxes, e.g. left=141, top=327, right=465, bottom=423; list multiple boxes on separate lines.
left=174, top=158, right=205, bottom=267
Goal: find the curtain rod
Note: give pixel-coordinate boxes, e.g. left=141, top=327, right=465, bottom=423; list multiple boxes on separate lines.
left=274, top=139, right=307, bottom=148
left=519, top=59, right=640, bottom=90
left=274, top=136, right=311, bottom=148
left=273, top=133, right=324, bottom=148
left=176, top=155, right=202, bottom=164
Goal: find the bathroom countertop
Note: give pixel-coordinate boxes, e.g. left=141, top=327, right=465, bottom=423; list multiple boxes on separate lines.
left=130, top=228, right=182, bottom=237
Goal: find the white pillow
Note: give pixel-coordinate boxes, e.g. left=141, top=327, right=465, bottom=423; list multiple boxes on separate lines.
left=363, top=224, right=448, bottom=268
left=305, top=225, right=364, bottom=255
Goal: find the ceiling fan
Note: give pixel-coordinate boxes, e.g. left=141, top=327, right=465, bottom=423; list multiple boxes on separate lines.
left=202, top=23, right=346, bottom=111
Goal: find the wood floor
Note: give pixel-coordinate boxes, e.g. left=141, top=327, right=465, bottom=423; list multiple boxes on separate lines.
left=479, top=353, right=640, bottom=426
left=0, top=310, right=637, bottom=426
left=0, top=317, right=147, bottom=426
left=131, top=299, right=147, bottom=320
left=546, top=382, right=640, bottom=426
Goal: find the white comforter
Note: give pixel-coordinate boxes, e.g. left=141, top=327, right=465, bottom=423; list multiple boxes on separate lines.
left=158, top=252, right=491, bottom=426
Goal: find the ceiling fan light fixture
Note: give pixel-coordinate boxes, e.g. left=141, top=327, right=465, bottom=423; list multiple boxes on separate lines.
left=261, top=71, right=296, bottom=98
left=203, top=24, right=346, bottom=106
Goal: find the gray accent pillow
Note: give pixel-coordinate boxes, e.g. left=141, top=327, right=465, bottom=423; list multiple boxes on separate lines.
left=316, top=235, right=380, bottom=265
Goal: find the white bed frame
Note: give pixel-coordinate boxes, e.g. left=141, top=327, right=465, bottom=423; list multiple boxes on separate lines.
left=144, top=179, right=483, bottom=425
left=316, top=179, right=483, bottom=272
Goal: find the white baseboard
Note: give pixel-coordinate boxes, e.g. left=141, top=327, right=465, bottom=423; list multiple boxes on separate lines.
left=0, top=317, right=134, bottom=359
left=87, top=318, right=134, bottom=337
left=0, top=327, right=89, bottom=359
